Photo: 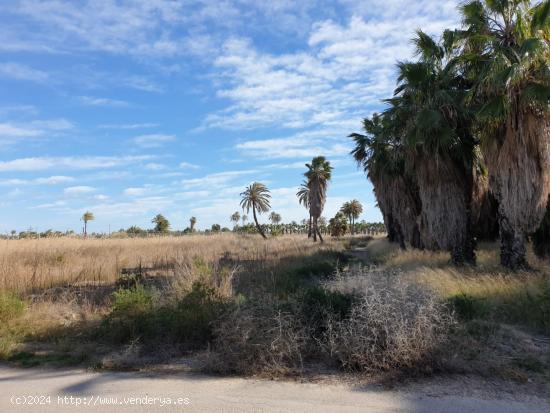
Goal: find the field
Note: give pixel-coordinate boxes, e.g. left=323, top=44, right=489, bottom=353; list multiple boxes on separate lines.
left=0, top=234, right=548, bottom=389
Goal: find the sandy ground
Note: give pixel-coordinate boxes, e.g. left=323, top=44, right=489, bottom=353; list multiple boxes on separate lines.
left=0, top=366, right=548, bottom=413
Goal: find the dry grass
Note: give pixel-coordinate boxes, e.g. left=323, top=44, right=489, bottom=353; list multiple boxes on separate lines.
left=361, top=238, right=550, bottom=332
left=0, top=234, right=341, bottom=293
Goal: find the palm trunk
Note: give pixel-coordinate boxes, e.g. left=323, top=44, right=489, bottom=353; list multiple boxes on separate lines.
left=252, top=205, right=267, bottom=239
left=499, top=216, right=528, bottom=270
left=84, top=221, right=87, bottom=237
left=316, top=217, right=324, bottom=243
left=308, top=215, right=312, bottom=238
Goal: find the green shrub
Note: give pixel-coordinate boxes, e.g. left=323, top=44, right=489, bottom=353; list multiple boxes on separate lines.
left=0, top=292, right=26, bottom=323
left=300, top=287, right=355, bottom=328
left=160, top=282, right=231, bottom=348
left=447, top=293, right=489, bottom=321
left=103, top=285, right=155, bottom=342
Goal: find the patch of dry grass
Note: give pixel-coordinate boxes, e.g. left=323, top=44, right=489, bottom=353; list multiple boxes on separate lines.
left=0, top=234, right=341, bottom=292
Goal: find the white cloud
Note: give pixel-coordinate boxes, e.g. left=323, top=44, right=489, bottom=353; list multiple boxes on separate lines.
left=0, top=175, right=75, bottom=186
left=64, top=185, right=96, bottom=196
left=98, top=123, right=159, bottom=130
left=79, top=96, right=131, bottom=107
left=0, top=62, right=49, bottom=83
left=133, top=134, right=175, bottom=148
left=181, top=170, right=258, bottom=189
left=179, top=162, right=200, bottom=169
left=123, top=187, right=148, bottom=196
left=0, top=123, right=42, bottom=138
left=0, top=155, right=152, bottom=172
left=144, top=162, right=166, bottom=171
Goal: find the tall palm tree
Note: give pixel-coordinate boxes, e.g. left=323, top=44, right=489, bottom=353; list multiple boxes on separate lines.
left=296, top=181, right=312, bottom=237
left=350, top=113, right=423, bottom=250
left=240, top=182, right=271, bottom=239
left=189, top=216, right=197, bottom=232
left=388, top=30, right=478, bottom=264
left=230, top=211, right=241, bottom=228
left=456, top=0, right=550, bottom=269
left=341, top=200, right=363, bottom=234
left=82, top=211, right=94, bottom=237
left=304, top=156, right=332, bottom=242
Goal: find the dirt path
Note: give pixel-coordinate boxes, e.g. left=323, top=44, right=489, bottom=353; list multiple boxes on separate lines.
left=1, top=366, right=547, bottom=412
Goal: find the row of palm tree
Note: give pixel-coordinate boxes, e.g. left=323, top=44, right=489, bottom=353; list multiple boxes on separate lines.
left=350, top=0, right=549, bottom=268
left=341, top=200, right=363, bottom=234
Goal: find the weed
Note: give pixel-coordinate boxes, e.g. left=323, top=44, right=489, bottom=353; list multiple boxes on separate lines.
left=0, top=291, right=26, bottom=322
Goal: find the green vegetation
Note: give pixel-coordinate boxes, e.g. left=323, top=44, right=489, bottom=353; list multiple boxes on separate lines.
left=0, top=292, right=25, bottom=323
left=151, top=214, right=170, bottom=233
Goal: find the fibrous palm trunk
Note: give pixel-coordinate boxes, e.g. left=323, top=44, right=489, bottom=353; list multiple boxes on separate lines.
left=414, top=154, right=475, bottom=265
left=370, top=171, right=422, bottom=250
left=488, top=108, right=550, bottom=269
left=252, top=205, right=267, bottom=239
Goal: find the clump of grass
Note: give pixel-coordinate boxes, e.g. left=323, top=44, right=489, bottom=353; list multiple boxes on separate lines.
left=447, top=293, right=490, bottom=321
left=160, top=283, right=232, bottom=348
left=103, top=282, right=233, bottom=348
left=206, top=300, right=308, bottom=375
left=325, top=273, right=454, bottom=372
left=0, top=291, right=26, bottom=322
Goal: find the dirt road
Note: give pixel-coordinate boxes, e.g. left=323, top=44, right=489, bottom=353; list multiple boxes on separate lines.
left=0, top=366, right=547, bottom=412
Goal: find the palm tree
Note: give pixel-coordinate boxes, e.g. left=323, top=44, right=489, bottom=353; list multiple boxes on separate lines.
left=230, top=211, right=241, bottom=228
left=241, top=214, right=248, bottom=226
left=152, top=214, right=170, bottom=233
left=456, top=0, right=550, bottom=269
left=82, top=211, right=94, bottom=237
left=240, top=182, right=271, bottom=239
left=189, top=216, right=197, bottom=232
left=296, top=181, right=312, bottom=237
left=304, top=156, right=332, bottom=242
left=341, top=200, right=363, bottom=234
left=350, top=113, right=423, bottom=250
left=387, top=30, right=478, bottom=264
left=269, top=212, right=282, bottom=225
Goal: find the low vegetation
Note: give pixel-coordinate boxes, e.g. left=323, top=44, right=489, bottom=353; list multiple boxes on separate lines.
left=0, top=233, right=547, bottom=388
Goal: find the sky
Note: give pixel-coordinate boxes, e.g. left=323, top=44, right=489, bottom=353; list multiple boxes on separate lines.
left=0, top=0, right=461, bottom=233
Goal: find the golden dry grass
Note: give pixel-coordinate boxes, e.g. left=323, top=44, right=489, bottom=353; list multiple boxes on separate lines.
left=0, top=234, right=341, bottom=293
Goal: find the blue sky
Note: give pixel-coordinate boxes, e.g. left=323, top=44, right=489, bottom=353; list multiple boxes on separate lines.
left=0, top=0, right=460, bottom=233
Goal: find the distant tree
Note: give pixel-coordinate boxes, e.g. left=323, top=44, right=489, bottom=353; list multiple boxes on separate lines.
left=230, top=211, right=241, bottom=228
left=211, top=223, right=221, bottom=232
left=240, top=182, right=271, bottom=239
left=127, top=225, right=146, bottom=236
left=189, top=216, right=197, bottom=232
left=329, top=212, right=348, bottom=237
left=152, top=214, right=170, bottom=233
left=241, top=214, right=248, bottom=226
left=340, top=200, right=363, bottom=234
left=82, top=211, right=94, bottom=237
left=296, top=181, right=312, bottom=237
left=269, top=212, right=282, bottom=225
left=304, top=156, right=332, bottom=242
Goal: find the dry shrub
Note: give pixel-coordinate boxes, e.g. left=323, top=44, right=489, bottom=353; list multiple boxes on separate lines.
left=206, top=301, right=308, bottom=375
left=325, top=270, right=454, bottom=372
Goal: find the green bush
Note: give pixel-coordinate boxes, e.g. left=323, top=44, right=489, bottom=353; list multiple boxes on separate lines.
left=301, top=287, right=355, bottom=322
left=447, top=293, right=489, bottom=321
left=103, top=285, right=155, bottom=342
left=0, top=292, right=26, bottom=323
left=160, top=283, right=231, bottom=348
left=103, top=282, right=231, bottom=348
